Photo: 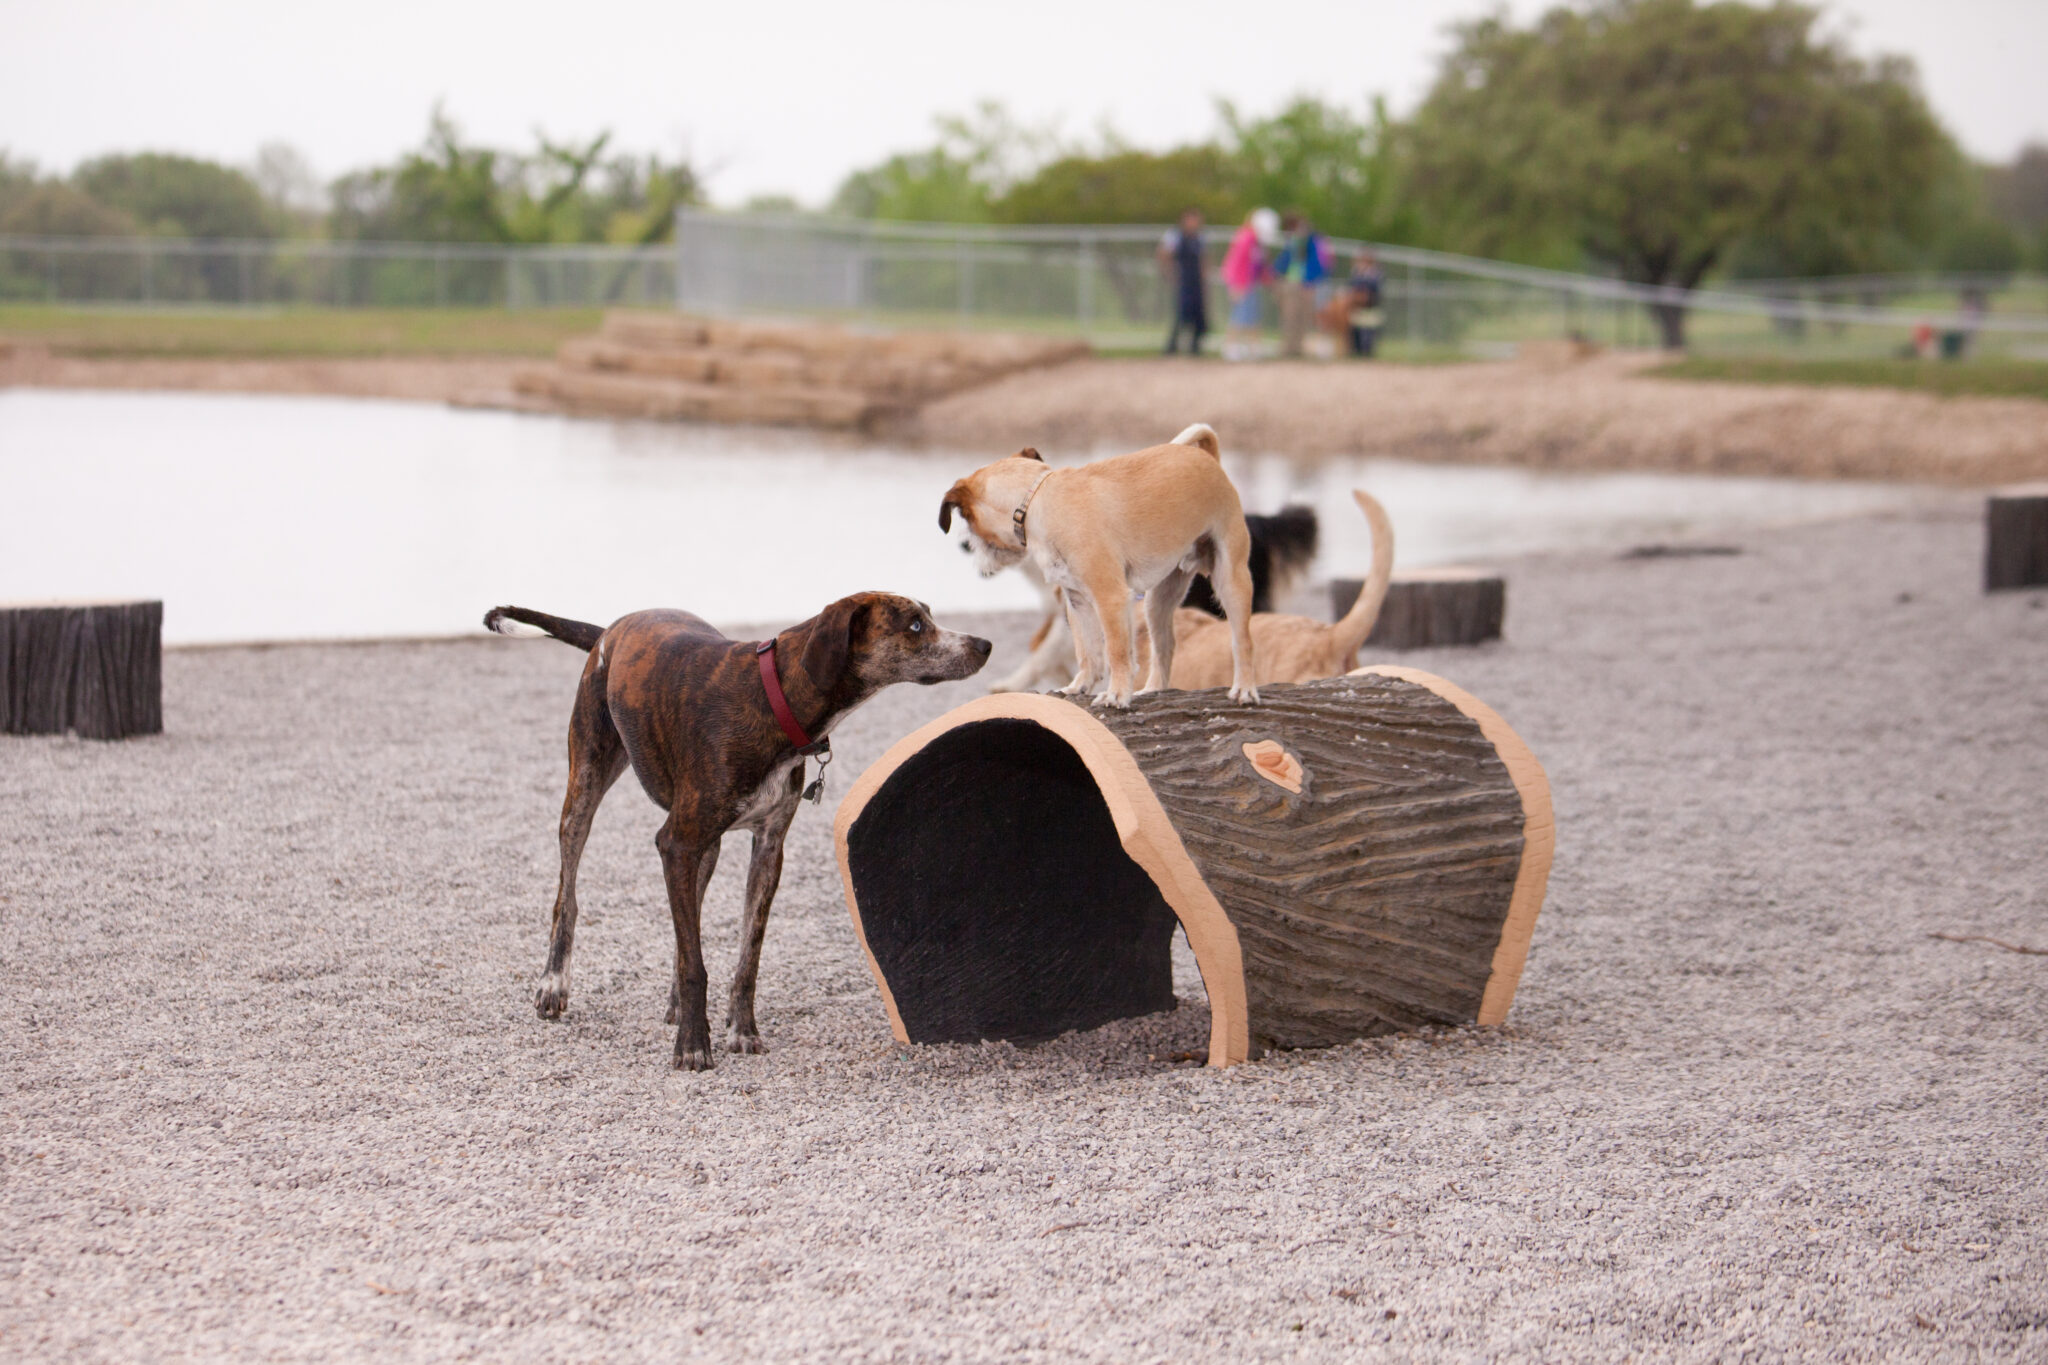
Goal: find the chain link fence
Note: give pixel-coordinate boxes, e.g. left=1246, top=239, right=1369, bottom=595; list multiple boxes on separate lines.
left=6, top=213, right=2046, bottom=359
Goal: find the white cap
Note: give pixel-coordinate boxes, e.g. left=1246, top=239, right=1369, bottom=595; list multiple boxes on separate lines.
left=1250, top=207, right=1281, bottom=245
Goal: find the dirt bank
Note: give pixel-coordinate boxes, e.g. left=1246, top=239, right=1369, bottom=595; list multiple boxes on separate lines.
left=913, top=354, right=2048, bottom=484
left=4, top=508, right=2045, bottom=1359
left=8, top=342, right=2046, bottom=484
left=0, top=345, right=524, bottom=407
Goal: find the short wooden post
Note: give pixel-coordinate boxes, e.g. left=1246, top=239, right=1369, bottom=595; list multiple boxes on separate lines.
left=1331, top=567, right=1505, bottom=648
left=835, top=672, right=1552, bottom=1065
left=1986, top=484, right=2048, bottom=592
left=0, top=600, right=163, bottom=739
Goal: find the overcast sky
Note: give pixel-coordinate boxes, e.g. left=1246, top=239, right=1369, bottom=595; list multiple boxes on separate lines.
left=4, top=0, right=2043, bottom=205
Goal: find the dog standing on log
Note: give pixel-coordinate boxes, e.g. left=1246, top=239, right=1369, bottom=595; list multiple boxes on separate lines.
left=485, top=594, right=991, bottom=1069
left=981, top=505, right=1318, bottom=694
left=939, top=423, right=1260, bottom=705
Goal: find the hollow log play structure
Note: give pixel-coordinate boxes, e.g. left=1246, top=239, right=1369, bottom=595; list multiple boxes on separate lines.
left=1, top=599, right=163, bottom=739
left=834, top=668, right=1552, bottom=1066
left=1985, top=485, right=2048, bottom=592
left=499, top=310, right=1088, bottom=430
left=1330, top=568, right=1506, bottom=649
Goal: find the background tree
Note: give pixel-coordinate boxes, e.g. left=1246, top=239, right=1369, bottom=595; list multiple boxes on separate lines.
left=1218, top=96, right=1415, bottom=241
left=1983, top=143, right=2048, bottom=270
left=1405, top=0, right=1952, bottom=346
left=72, top=152, right=278, bottom=239
left=329, top=108, right=702, bottom=245
left=992, top=145, right=1243, bottom=225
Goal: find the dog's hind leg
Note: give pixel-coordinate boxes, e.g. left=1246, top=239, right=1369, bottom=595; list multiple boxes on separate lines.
left=1140, top=567, right=1195, bottom=694
left=725, top=770, right=802, bottom=1053
left=1215, top=524, right=1262, bottom=704
left=656, top=811, right=717, bottom=1071
left=665, top=840, right=720, bottom=1025
left=535, top=682, right=627, bottom=1021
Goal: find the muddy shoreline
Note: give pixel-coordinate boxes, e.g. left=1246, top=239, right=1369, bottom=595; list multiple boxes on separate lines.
left=6, top=347, right=2045, bottom=484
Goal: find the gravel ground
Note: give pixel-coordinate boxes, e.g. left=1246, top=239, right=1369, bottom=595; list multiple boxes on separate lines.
left=4, top=503, right=2046, bottom=1361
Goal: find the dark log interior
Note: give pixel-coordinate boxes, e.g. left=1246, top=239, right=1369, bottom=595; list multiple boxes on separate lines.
left=845, top=718, right=1179, bottom=1046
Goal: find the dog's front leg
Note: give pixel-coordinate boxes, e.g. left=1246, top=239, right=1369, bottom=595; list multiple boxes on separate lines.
left=1054, top=588, right=1104, bottom=697
left=726, top=771, right=801, bottom=1054
left=656, top=813, right=717, bottom=1071
left=1083, top=565, right=1139, bottom=706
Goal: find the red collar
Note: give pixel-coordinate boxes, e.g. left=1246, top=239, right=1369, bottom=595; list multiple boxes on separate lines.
left=755, top=640, right=828, bottom=755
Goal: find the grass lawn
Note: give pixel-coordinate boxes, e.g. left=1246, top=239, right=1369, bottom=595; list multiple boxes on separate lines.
left=0, top=306, right=602, bottom=358
left=1650, top=354, right=2048, bottom=402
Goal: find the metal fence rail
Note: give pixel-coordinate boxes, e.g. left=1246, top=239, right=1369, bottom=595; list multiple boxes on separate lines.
left=6, top=215, right=2047, bottom=359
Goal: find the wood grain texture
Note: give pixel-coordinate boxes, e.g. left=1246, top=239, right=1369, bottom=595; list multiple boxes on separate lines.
left=1332, top=569, right=1505, bottom=648
left=1985, top=485, right=2048, bottom=591
left=0, top=600, right=163, bottom=739
left=1090, top=677, right=1526, bottom=1050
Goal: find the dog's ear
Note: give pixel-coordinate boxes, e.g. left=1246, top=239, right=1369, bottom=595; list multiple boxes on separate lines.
left=797, top=595, right=867, bottom=694
left=1014, top=447, right=1043, bottom=462
left=938, top=480, right=968, bottom=533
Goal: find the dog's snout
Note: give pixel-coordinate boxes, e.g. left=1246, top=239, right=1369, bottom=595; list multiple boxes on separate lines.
left=969, top=635, right=992, bottom=658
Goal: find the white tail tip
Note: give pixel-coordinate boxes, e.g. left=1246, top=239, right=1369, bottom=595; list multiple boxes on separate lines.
left=1171, top=422, right=1220, bottom=458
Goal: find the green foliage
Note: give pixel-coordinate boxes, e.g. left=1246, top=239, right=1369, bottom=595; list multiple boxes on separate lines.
left=830, top=149, right=992, bottom=222
left=329, top=108, right=702, bottom=245
left=1938, top=218, right=2023, bottom=278
left=73, top=152, right=279, bottom=239
left=993, top=145, right=1243, bottom=225
left=1405, top=0, right=1953, bottom=341
left=1216, top=96, right=1413, bottom=241
left=0, top=182, right=137, bottom=237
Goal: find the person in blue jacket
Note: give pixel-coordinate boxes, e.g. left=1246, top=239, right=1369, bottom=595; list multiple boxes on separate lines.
left=1270, top=213, right=1328, bottom=358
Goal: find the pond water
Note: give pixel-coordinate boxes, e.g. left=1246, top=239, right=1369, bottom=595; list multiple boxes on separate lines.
left=0, top=389, right=1929, bottom=645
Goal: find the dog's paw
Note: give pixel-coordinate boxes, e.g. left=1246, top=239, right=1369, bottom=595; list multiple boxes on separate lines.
left=1228, top=684, right=1262, bottom=704
left=726, top=1027, right=768, bottom=1055
left=1092, top=690, right=1133, bottom=708
left=534, top=985, right=569, bottom=1020
left=672, top=1046, right=716, bottom=1072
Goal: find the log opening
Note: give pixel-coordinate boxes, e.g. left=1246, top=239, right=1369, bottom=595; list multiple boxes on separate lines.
left=836, top=674, right=1551, bottom=1067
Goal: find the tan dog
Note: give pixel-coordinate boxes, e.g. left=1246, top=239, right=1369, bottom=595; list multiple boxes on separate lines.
left=1166, top=490, right=1394, bottom=690
left=939, top=423, right=1259, bottom=705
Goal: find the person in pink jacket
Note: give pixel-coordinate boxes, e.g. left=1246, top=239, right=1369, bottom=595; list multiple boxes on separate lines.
left=1220, top=208, right=1279, bottom=360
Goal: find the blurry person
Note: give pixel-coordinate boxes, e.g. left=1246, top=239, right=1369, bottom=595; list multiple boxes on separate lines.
left=1347, top=251, right=1385, bottom=357
left=1158, top=208, right=1209, bottom=355
left=1220, top=208, right=1278, bottom=361
left=1270, top=213, right=1329, bottom=358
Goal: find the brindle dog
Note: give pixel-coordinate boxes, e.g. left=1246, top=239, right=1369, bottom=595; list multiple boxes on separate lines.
left=485, top=593, right=991, bottom=1069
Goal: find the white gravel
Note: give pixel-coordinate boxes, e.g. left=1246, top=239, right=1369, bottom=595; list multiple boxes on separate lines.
left=4, top=501, right=2046, bottom=1361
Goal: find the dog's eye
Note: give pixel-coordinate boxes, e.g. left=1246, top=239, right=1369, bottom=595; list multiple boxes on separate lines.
left=909, top=620, right=924, bottom=633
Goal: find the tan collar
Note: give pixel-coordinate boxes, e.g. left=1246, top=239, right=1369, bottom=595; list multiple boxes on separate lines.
left=1012, top=467, right=1054, bottom=548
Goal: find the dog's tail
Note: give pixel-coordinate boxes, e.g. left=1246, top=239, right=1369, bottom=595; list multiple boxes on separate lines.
left=1253, top=505, right=1319, bottom=605
left=1330, top=491, right=1395, bottom=667
left=483, top=605, right=605, bottom=652
left=1171, top=422, right=1221, bottom=459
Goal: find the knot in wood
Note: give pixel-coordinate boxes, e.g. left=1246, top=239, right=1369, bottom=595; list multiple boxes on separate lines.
left=1241, top=740, right=1303, bottom=794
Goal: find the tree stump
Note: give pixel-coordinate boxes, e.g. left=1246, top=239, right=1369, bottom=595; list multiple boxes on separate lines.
left=1331, top=567, right=1505, bottom=648
left=1985, top=484, right=2048, bottom=592
left=834, top=669, right=1552, bottom=1066
left=0, top=600, right=163, bottom=739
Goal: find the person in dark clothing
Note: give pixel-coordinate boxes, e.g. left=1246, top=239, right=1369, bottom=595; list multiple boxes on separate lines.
left=1158, top=208, right=1208, bottom=355
left=1346, top=251, right=1385, bottom=357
